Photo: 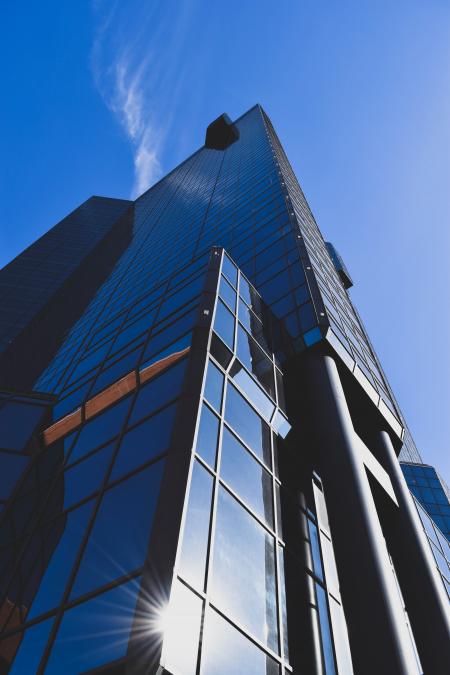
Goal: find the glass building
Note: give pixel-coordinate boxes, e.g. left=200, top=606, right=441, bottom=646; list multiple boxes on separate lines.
left=401, top=462, right=450, bottom=540
left=0, top=106, right=449, bottom=674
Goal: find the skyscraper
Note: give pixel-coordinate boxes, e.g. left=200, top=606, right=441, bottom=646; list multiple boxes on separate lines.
left=0, top=106, right=448, bottom=674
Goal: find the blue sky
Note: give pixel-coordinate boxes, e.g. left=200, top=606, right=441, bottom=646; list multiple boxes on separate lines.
left=1, top=1, right=449, bottom=478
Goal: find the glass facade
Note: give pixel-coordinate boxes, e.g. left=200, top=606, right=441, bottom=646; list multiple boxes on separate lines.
left=0, top=106, right=447, bottom=674
left=402, top=462, right=450, bottom=540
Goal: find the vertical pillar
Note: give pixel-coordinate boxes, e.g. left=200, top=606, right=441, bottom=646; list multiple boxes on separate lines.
left=374, top=430, right=450, bottom=674
left=296, top=353, right=418, bottom=675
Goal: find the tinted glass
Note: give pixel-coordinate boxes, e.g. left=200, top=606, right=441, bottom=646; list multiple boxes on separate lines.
left=62, top=443, right=114, bottom=509
left=71, top=461, right=164, bottom=597
left=110, top=403, right=176, bottom=480
left=28, top=501, right=94, bottom=619
left=7, top=617, right=54, bottom=675
left=45, top=578, right=141, bottom=674
left=69, top=396, right=131, bottom=463
left=129, top=359, right=186, bottom=426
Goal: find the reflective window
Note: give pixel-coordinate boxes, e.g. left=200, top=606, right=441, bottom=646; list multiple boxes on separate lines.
left=162, top=579, right=203, bottom=675
left=110, top=403, right=176, bottom=481
left=220, top=427, right=273, bottom=527
left=308, top=520, right=324, bottom=581
left=71, top=461, right=164, bottom=598
left=222, top=255, right=238, bottom=287
left=69, top=396, right=131, bottom=464
left=236, top=326, right=275, bottom=398
left=225, top=384, right=271, bottom=467
left=316, top=583, right=336, bottom=675
left=211, top=487, right=278, bottom=650
left=213, top=300, right=235, bottom=350
left=7, top=617, right=54, bottom=675
left=195, top=404, right=220, bottom=468
left=129, top=358, right=186, bottom=426
left=238, top=276, right=253, bottom=308
left=202, top=608, right=280, bottom=675
left=45, top=577, right=141, bottom=674
left=179, top=461, right=213, bottom=589
left=229, top=361, right=275, bottom=421
left=28, top=500, right=95, bottom=620
left=219, top=275, right=237, bottom=312
left=203, top=360, right=224, bottom=413
left=62, top=443, right=115, bottom=509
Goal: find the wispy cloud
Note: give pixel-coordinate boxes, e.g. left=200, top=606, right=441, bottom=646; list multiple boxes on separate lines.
left=90, top=0, right=198, bottom=198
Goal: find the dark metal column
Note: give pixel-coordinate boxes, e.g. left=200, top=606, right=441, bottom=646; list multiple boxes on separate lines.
left=374, top=429, right=450, bottom=674
left=295, top=352, right=418, bottom=675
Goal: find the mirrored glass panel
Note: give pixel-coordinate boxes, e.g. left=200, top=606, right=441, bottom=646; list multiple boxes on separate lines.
left=202, top=608, right=280, bottom=675
left=220, top=427, right=273, bottom=527
left=224, top=384, right=271, bottom=467
left=210, top=487, right=278, bottom=650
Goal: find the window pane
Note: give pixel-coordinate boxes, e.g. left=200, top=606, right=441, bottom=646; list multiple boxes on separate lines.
left=45, top=578, right=141, bottom=674
left=219, top=275, right=237, bottom=312
left=195, top=404, right=220, bottom=468
left=211, top=487, right=278, bottom=650
left=202, top=608, right=280, bottom=675
left=220, top=427, right=273, bottom=527
left=129, top=359, right=187, bottom=426
left=204, top=360, right=224, bottom=413
left=225, top=384, right=271, bottom=467
left=7, top=617, right=54, bottom=675
left=69, top=396, right=131, bottom=463
left=229, top=362, right=275, bottom=421
left=28, top=501, right=94, bottom=619
left=308, top=520, right=324, bottom=581
left=63, top=443, right=115, bottom=509
left=110, top=403, right=176, bottom=481
left=213, top=300, right=235, bottom=350
left=316, top=584, right=336, bottom=675
left=162, top=579, right=203, bottom=675
left=179, top=461, right=213, bottom=590
left=71, top=461, right=164, bottom=598
left=222, top=255, right=238, bottom=287
left=0, top=403, right=46, bottom=451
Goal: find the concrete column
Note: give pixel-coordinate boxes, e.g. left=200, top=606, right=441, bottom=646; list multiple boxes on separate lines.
left=374, top=430, right=450, bottom=674
left=296, top=353, right=418, bottom=675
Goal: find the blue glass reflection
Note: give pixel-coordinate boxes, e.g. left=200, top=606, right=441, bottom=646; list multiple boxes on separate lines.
left=203, top=360, right=224, bottom=412
left=128, top=359, right=186, bottom=426
left=195, top=404, right=220, bottom=468
left=213, top=300, right=235, bottom=350
left=45, top=577, right=142, bottom=674
left=110, top=403, right=176, bottom=480
left=71, top=461, right=164, bottom=598
left=63, top=443, right=115, bottom=509
left=224, top=384, right=271, bottom=466
left=28, top=500, right=94, bottom=620
left=69, top=397, right=131, bottom=464
left=8, top=617, right=54, bottom=675
left=220, top=427, right=273, bottom=526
